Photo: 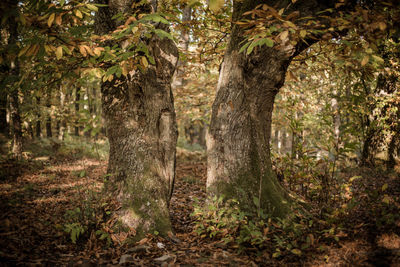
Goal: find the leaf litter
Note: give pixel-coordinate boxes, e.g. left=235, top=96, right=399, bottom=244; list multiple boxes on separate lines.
left=0, top=153, right=399, bottom=266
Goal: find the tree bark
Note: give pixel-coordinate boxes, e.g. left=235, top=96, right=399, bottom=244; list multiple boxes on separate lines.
left=58, top=87, right=66, bottom=141
left=46, top=92, right=52, bottom=138
left=74, top=87, right=80, bottom=136
left=9, top=91, right=22, bottom=158
left=7, top=0, right=22, bottom=159
left=95, top=0, right=178, bottom=237
left=207, top=0, right=334, bottom=217
left=0, top=91, right=8, bottom=135
left=35, top=96, right=41, bottom=138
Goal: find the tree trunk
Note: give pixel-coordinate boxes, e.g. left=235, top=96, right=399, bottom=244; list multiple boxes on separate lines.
left=74, top=87, right=80, bottom=136
left=9, top=91, right=22, bottom=158
left=35, top=96, right=41, bottom=138
left=95, top=0, right=178, bottom=237
left=173, top=5, right=191, bottom=88
left=58, top=87, right=66, bottom=140
left=0, top=91, right=8, bottom=136
left=46, top=92, right=52, bottom=138
left=207, top=0, right=333, bottom=217
left=7, top=0, right=22, bottom=159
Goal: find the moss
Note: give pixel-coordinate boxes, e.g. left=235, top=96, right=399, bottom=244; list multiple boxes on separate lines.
left=109, top=159, right=172, bottom=240
left=208, top=135, right=292, bottom=218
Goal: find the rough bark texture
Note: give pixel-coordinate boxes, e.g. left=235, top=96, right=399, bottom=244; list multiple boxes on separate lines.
left=95, top=0, right=178, bottom=237
left=207, top=0, right=334, bottom=217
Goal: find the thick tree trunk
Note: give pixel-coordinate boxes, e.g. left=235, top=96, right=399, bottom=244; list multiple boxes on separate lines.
left=96, top=0, right=178, bottom=237
left=207, top=44, right=292, bottom=216
left=207, top=0, right=333, bottom=217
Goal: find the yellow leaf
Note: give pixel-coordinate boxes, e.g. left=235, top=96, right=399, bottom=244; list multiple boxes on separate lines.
left=382, top=183, right=388, bottom=191
left=300, top=30, right=307, bottom=38
left=93, top=47, right=103, bottom=56
left=291, top=248, right=302, bottom=256
left=56, top=46, right=63, bottom=59
left=107, top=74, right=113, bottom=82
left=75, top=9, right=83, bottom=19
left=44, top=45, right=51, bottom=54
left=131, top=26, right=138, bottom=34
left=272, top=252, right=281, bottom=258
left=284, top=20, right=297, bottom=29
left=18, top=45, right=31, bottom=57
left=141, top=56, right=149, bottom=68
left=55, top=14, right=62, bottom=25
left=280, top=30, right=289, bottom=41
left=19, top=14, right=26, bottom=26
left=79, top=45, right=87, bottom=57
left=209, top=0, right=224, bottom=12
left=361, top=55, right=369, bottom=66
left=379, top=22, right=387, bottom=31
left=372, top=55, right=384, bottom=64
left=121, top=64, right=128, bottom=76
left=26, top=44, right=38, bottom=57
left=382, top=195, right=390, bottom=204
left=47, top=13, right=55, bottom=27
left=84, top=45, right=95, bottom=56
left=49, top=45, right=57, bottom=52
left=86, top=4, right=98, bottom=11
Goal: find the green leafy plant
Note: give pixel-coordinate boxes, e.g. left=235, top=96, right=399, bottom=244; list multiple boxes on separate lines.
left=64, top=222, right=86, bottom=244
left=192, top=195, right=320, bottom=257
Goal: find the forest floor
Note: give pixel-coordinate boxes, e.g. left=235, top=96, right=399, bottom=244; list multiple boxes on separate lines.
left=0, top=139, right=400, bottom=266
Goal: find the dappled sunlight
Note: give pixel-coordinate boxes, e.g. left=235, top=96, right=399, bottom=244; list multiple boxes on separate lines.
left=30, top=195, right=69, bottom=205
left=377, top=233, right=400, bottom=250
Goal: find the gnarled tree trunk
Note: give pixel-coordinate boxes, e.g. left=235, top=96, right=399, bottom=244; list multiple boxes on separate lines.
left=207, top=0, right=334, bottom=217
left=96, top=0, right=178, bottom=237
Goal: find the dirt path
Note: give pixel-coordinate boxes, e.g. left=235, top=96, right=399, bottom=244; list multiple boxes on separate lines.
left=1, top=156, right=399, bottom=266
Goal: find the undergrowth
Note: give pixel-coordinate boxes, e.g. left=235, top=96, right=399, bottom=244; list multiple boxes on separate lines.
left=23, top=136, right=109, bottom=160
left=192, top=195, right=335, bottom=259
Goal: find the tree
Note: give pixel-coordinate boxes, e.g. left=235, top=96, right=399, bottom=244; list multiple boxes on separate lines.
left=95, top=0, right=179, bottom=237
left=1, top=0, right=23, bottom=158
left=206, top=0, right=399, bottom=216
left=206, top=0, right=350, bottom=217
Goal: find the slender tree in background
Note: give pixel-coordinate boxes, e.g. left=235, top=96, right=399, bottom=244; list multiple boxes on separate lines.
left=3, top=0, right=23, bottom=158
left=35, top=96, right=41, bottom=138
left=0, top=90, right=8, bottom=136
left=95, top=0, right=178, bottom=236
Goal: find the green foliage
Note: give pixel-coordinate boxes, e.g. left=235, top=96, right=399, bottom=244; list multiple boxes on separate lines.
left=192, top=195, right=323, bottom=257
left=64, top=208, right=86, bottom=244
left=63, top=187, right=112, bottom=245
